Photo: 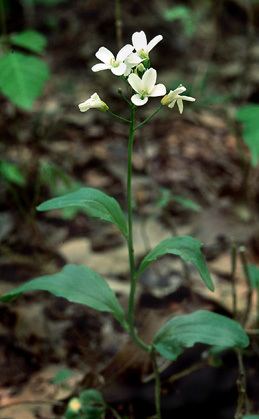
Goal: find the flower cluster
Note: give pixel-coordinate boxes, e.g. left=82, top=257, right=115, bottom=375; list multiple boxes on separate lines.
left=79, top=30, right=195, bottom=112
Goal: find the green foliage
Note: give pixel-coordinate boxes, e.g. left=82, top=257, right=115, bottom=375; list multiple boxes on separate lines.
left=22, top=0, right=66, bottom=5
left=171, top=194, right=201, bottom=212
left=0, top=264, right=127, bottom=328
left=243, top=416, right=259, bottom=419
left=39, top=160, right=82, bottom=219
left=0, top=52, right=49, bottom=110
left=153, top=310, right=249, bottom=361
left=247, top=264, right=259, bottom=289
left=51, top=368, right=74, bottom=385
left=37, top=187, right=128, bottom=237
left=163, top=5, right=196, bottom=36
left=138, top=236, right=214, bottom=291
left=10, top=30, right=47, bottom=54
left=65, top=389, right=105, bottom=419
left=0, top=160, right=26, bottom=186
left=156, top=188, right=201, bottom=212
left=236, top=105, right=259, bottom=166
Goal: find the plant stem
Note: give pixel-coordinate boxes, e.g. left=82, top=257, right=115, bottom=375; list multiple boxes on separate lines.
left=235, top=349, right=248, bottom=419
left=126, top=105, right=150, bottom=353
left=135, top=105, right=163, bottom=130
left=151, top=350, right=162, bottom=419
left=108, top=109, right=130, bottom=124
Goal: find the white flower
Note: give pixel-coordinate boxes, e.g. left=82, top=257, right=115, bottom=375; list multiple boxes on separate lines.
left=123, top=53, right=143, bottom=76
left=128, top=68, right=166, bottom=106
left=161, top=85, right=195, bottom=114
left=78, top=93, right=109, bottom=112
left=132, top=31, right=163, bottom=59
left=92, top=44, right=134, bottom=76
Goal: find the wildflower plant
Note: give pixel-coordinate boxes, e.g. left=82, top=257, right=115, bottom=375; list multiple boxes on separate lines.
left=0, top=31, right=250, bottom=418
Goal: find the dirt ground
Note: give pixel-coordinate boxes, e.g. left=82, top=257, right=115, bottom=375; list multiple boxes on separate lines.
left=1, top=1, right=259, bottom=418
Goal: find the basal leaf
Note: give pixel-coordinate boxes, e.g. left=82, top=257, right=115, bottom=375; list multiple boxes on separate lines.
left=10, top=30, right=47, bottom=53
left=138, top=236, right=214, bottom=291
left=0, top=264, right=127, bottom=328
left=37, top=187, right=128, bottom=237
left=0, top=52, right=49, bottom=110
left=236, top=105, right=259, bottom=166
left=154, top=310, right=249, bottom=361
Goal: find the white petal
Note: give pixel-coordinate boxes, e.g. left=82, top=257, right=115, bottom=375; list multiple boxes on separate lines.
left=147, top=34, right=163, bottom=52
left=168, top=99, right=176, bottom=109
left=131, top=94, right=148, bottom=106
left=181, top=95, right=196, bottom=102
left=142, top=68, right=157, bottom=93
left=132, top=31, right=147, bottom=52
left=91, top=63, right=110, bottom=72
left=150, top=83, right=166, bottom=97
left=78, top=101, right=90, bottom=112
left=172, top=85, right=186, bottom=95
left=126, top=53, right=142, bottom=66
left=116, top=44, right=134, bottom=62
left=95, top=47, right=114, bottom=64
left=177, top=99, right=184, bottom=114
left=128, top=73, right=143, bottom=94
left=111, top=62, right=126, bottom=76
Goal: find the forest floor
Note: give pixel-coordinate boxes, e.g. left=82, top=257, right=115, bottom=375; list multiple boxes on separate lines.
left=1, top=1, right=259, bottom=418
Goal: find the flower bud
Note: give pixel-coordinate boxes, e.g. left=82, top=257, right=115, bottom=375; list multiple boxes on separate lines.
left=78, top=93, right=109, bottom=113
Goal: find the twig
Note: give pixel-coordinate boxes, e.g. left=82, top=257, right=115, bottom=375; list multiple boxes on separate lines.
left=239, top=246, right=253, bottom=327
left=235, top=350, right=248, bottom=419
left=0, top=399, right=62, bottom=410
left=168, top=360, right=207, bottom=384
left=151, top=350, right=162, bottom=419
left=231, top=243, right=238, bottom=319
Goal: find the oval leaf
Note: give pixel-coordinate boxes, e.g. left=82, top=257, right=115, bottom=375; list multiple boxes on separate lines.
left=10, top=30, right=47, bottom=54
left=153, top=310, right=249, bottom=361
left=138, top=236, right=214, bottom=291
left=0, top=264, right=127, bottom=328
left=37, top=187, right=128, bottom=237
left=0, top=52, right=49, bottom=110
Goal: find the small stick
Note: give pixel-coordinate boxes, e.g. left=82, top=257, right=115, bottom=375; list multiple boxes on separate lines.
left=239, top=246, right=253, bottom=327
left=234, top=350, right=248, bottom=419
left=231, top=243, right=238, bottom=319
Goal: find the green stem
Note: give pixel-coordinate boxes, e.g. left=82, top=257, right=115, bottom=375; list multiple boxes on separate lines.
left=126, top=104, right=150, bottom=353
left=135, top=104, right=163, bottom=130
left=151, top=349, right=162, bottom=419
left=108, top=109, right=130, bottom=124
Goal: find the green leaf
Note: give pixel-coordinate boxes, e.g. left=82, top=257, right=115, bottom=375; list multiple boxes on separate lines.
left=0, top=264, right=127, bottom=328
left=172, top=194, right=201, bottom=212
left=153, top=310, right=249, bottom=361
left=51, top=368, right=74, bottom=384
left=65, top=389, right=105, bottom=419
left=10, top=30, right=47, bottom=54
left=0, top=52, right=49, bottom=110
left=0, top=160, right=26, bottom=186
left=138, top=236, right=214, bottom=291
left=247, top=264, right=259, bottom=289
left=236, top=105, right=259, bottom=166
left=37, top=187, right=128, bottom=237
left=243, top=416, right=259, bottom=419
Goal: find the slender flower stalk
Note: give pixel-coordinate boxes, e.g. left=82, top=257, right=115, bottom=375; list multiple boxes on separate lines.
left=126, top=105, right=150, bottom=353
